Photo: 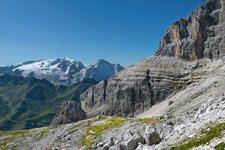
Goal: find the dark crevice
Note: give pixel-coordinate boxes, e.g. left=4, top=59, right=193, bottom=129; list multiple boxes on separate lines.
left=103, top=80, right=108, bottom=100
left=138, top=86, right=144, bottom=111
left=130, top=87, right=136, bottom=116
left=145, top=69, right=155, bottom=105
left=91, top=87, right=95, bottom=104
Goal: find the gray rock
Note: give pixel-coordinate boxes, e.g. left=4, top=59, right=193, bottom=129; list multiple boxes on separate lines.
left=123, top=131, right=145, bottom=150
left=79, top=146, right=86, bottom=150
left=156, top=0, right=225, bottom=61
left=169, top=101, right=174, bottom=106
left=167, top=121, right=174, bottom=126
left=80, top=0, right=221, bottom=118
left=109, top=144, right=126, bottom=150
left=144, top=127, right=161, bottom=145
left=96, top=138, right=114, bottom=150
left=102, top=145, right=110, bottom=150
left=51, top=101, right=87, bottom=126
left=81, top=56, right=204, bottom=117
left=97, top=140, right=108, bottom=147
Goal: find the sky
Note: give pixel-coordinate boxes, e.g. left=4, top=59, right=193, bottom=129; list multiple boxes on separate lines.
left=0, top=0, right=206, bottom=67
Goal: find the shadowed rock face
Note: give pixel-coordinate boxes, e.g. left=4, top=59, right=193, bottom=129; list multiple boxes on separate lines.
left=156, top=0, right=225, bottom=61
left=51, top=101, right=87, bottom=126
left=81, top=56, right=209, bottom=117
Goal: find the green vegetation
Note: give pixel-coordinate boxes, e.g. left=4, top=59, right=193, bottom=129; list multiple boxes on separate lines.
left=0, top=137, right=14, bottom=150
left=68, top=117, right=110, bottom=135
left=0, top=127, right=49, bottom=136
left=171, top=122, right=225, bottom=150
left=82, top=117, right=126, bottom=149
left=215, top=142, right=225, bottom=150
left=137, top=117, right=159, bottom=124
left=0, top=127, right=50, bottom=150
left=0, top=74, right=97, bottom=131
left=0, top=130, right=29, bottom=136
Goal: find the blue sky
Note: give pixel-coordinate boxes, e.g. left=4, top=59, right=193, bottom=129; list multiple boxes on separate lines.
left=0, top=0, right=206, bottom=67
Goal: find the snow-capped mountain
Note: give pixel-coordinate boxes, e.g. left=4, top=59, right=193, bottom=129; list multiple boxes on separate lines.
left=73, top=59, right=124, bottom=83
left=0, top=58, right=124, bottom=85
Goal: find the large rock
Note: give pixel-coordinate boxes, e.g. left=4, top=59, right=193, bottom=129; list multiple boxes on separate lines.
left=156, top=0, right=225, bottom=61
left=124, top=131, right=145, bottom=150
left=51, top=101, right=87, bottom=126
left=144, top=126, right=161, bottom=145
left=108, top=130, right=145, bottom=150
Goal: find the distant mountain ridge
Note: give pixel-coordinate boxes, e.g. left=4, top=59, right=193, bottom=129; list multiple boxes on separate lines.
left=0, top=58, right=123, bottom=130
left=0, top=74, right=97, bottom=131
left=0, top=58, right=124, bottom=86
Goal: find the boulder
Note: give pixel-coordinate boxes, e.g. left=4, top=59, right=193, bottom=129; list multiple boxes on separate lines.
left=169, top=101, right=174, bottom=106
left=97, top=138, right=114, bottom=149
left=108, top=144, right=126, bottom=150
left=51, top=101, right=87, bottom=126
left=144, top=127, right=161, bottom=145
left=123, top=130, right=145, bottom=150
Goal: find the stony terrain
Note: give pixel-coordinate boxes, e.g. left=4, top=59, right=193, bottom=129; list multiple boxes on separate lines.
left=80, top=56, right=205, bottom=117
left=2, top=57, right=225, bottom=150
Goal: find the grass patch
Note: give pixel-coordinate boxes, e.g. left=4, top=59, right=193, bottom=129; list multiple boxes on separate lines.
left=82, top=117, right=126, bottom=149
left=0, top=127, right=50, bottom=149
left=171, top=122, right=225, bottom=150
left=69, top=117, right=109, bottom=134
left=0, top=130, right=29, bottom=136
left=215, top=142, right=225, bottom=150
left=29, top=127, right=50, bottom=134
left=0, top=137, right=13, bottom=150
left=0, top=127, right=49, bottom=136
left=137, top=117, right=159, bottom=124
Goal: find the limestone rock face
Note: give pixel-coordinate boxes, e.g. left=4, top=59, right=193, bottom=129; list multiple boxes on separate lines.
left=51, top=101, right=87, bottom=126
left=80, top=0, right=224, bottom=118
left=156, top=0, right=225, bottom=61
left=81, top=56, right=209, bottom=117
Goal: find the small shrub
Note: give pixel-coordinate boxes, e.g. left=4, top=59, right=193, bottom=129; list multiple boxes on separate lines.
left=137, top=117, right=158, bottom=124
left=215, top=142, right=225, bottom=150
left=171, top=122, right=225, bottom=150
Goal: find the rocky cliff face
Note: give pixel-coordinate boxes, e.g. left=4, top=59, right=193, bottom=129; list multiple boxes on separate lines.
left=51, top=101, right=87, bottom=126
left=156, top=0, right=225, bottom=61
left=80, top=0, right=224, bottom=117
left=81, top=56, right=209, bottom=117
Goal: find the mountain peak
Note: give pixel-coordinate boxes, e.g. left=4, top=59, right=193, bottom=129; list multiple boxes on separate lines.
left=95, top=59, right=112, bottom=67
left=97, top=59, right=109, bottom=63
left=63, top=57, right=74, bottom=62
left=156, top=0, right=224, bottom=61
left=0, top=58, right=124, bottom=86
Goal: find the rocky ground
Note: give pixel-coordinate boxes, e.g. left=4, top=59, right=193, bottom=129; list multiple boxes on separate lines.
left=1, top=57, right=225, bottom=150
